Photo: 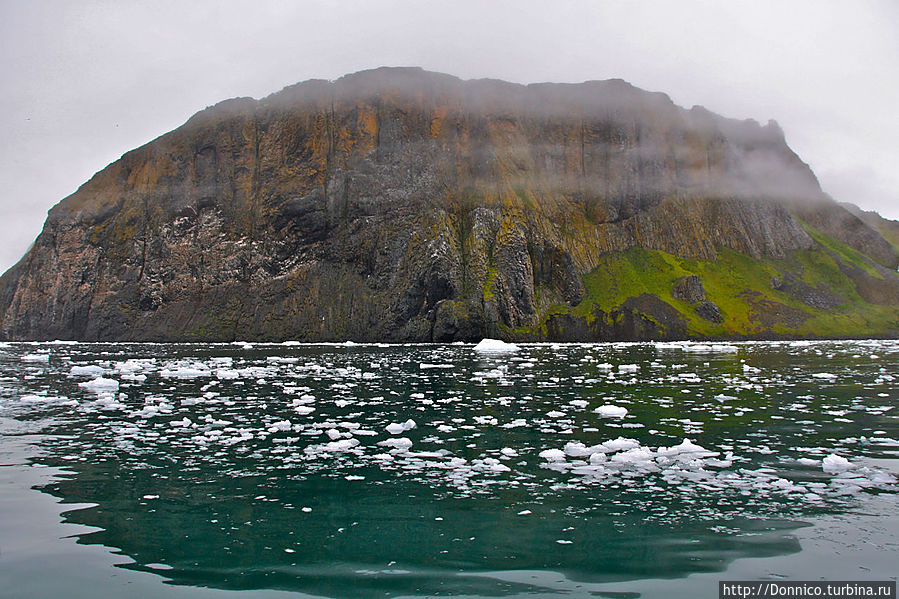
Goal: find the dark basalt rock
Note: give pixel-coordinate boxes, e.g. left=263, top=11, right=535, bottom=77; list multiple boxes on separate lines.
left=695, top=301, right=724, bottom=323
left=673, top=275, right=707, bottom=304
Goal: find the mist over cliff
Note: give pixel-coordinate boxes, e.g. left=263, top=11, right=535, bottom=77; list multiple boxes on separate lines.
left=1, top=67, right=897, bottom=341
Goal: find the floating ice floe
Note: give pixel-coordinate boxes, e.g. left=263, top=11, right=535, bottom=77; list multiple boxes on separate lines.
left=21, top=353, right=50, bottom=363
left=386, top=419, right=416, bottom=435
left=812, top=372, right=837, bottom=380
left=538, top=448, right=567, bottom=462
left=822, top=454, right=853, bottom=473
left=69, top=365, right=106, bottom=377
left=473, top=338, right=520, bottom=353
left=78, top=377, right=120, bottom=393
left=161, top=366, right=211, bottom=379
left=378, top=437, right=414, bottom=451
left=594, top=405, right=628, bottom=418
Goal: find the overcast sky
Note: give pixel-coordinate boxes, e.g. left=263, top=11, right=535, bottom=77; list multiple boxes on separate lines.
left=1, top=0, right=897, bottom=274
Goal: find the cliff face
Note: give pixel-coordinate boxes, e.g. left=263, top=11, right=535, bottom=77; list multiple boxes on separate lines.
left=1, top=67, right=898, bottom=341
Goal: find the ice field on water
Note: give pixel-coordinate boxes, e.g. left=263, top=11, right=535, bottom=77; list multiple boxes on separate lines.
left=0, top=339, right=897, bottom=598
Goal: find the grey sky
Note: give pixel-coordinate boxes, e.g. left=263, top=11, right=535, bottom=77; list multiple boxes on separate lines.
left=1, top=0, right=897, bottom=274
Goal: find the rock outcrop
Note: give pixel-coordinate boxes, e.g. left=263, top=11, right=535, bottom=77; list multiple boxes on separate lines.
left=1, top=67, right=897, bottom=341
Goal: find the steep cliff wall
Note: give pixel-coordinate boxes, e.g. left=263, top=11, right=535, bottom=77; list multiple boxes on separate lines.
left=1, top=67, right=897, bottom=341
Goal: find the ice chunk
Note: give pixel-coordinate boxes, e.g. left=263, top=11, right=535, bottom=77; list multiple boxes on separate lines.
left=569, top=400, right=589, bottom=409
left=378, top=437, right=413, bottom=451
left=610, top=447, right=655, bottom=465
left=322, top=439, right=360, bottom=452
left=594, top=405, right=628, bottom=418
left=812, top=373, right=837, bottom=380
left=70, top=365, right=106, bottom=377
left=473, top=338, right=520, bottom=353
left=78, top=377, right=120, bottom=393
left=600, top=437, right=639, bottom=452
left=563, top=442, right=594, bottom=457
left=294, top=406, right=315, bottom=416
left=161, top=367, right=210, bottom=379
left=386, top=423, right=405, bottom=435
left=538, top=448, right=566, bottom=462
left=21, top=353, right=50, bottom=362
left=656, top=439, right=716, bottom=458
left=822, top=454, right=853, bottom=473
left=618, top=364, right=639, bottom=372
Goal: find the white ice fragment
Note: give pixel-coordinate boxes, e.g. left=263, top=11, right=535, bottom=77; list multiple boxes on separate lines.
left=500, top=447, right=518, bottom=457
left=563, top=442, right=592, bottom=457
left=294, top=406, right=315, bottom=416
left=402, top=419, right=417, bottom=431
left=78, top=377, right=120, bottom=393
left=656, top=439, right=716, bottom=458
left=322, top=439, right=360, bottom=452
left=812, top=373, right=837, bottom=380
left=161, top=367, right=210, bottom=379
left=618, top=364, right=639, bottom=372
left=546, top=410, right=566, bottom=418
left=538, top=448, right=566, bottom=462
left=610, top=447, right=655, bottom=465
left=594, top=405, right=628, bottom=418
left=21, top=353, right=50, bottom=362
left=517, top=510, right=532, bottom=515
left=386, top=423, right=405, bottom=435
left=589, top=452, right=607, bottom=464
left=473, top=338, right=520, bottom=353
left=216, top=369, right=240, bottom=380
left=822, top=454, right=853, bottom=473
left=69, top=365, right=106, bottom=377
left=378, top=437, right=413, bottom=451
left=270, top=420, right=292, bottom=433
left=600, top=437, right=639, bottom=452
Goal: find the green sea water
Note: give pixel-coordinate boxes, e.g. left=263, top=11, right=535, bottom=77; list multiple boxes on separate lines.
left=0, top=340, right=896, bottom=598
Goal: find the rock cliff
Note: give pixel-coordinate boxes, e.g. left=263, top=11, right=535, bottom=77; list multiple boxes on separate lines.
left=1, top=67, right=897, bottom=341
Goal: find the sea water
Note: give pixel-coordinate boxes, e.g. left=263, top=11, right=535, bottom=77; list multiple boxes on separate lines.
left=0, top=340, right=896, bottom=598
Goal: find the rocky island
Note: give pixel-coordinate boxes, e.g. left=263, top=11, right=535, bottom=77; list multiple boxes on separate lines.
left=1, top=67, right=897, bottom=341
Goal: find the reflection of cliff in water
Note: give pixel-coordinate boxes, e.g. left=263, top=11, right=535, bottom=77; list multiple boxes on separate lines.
left=42, top=464, right=805, bottom=596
